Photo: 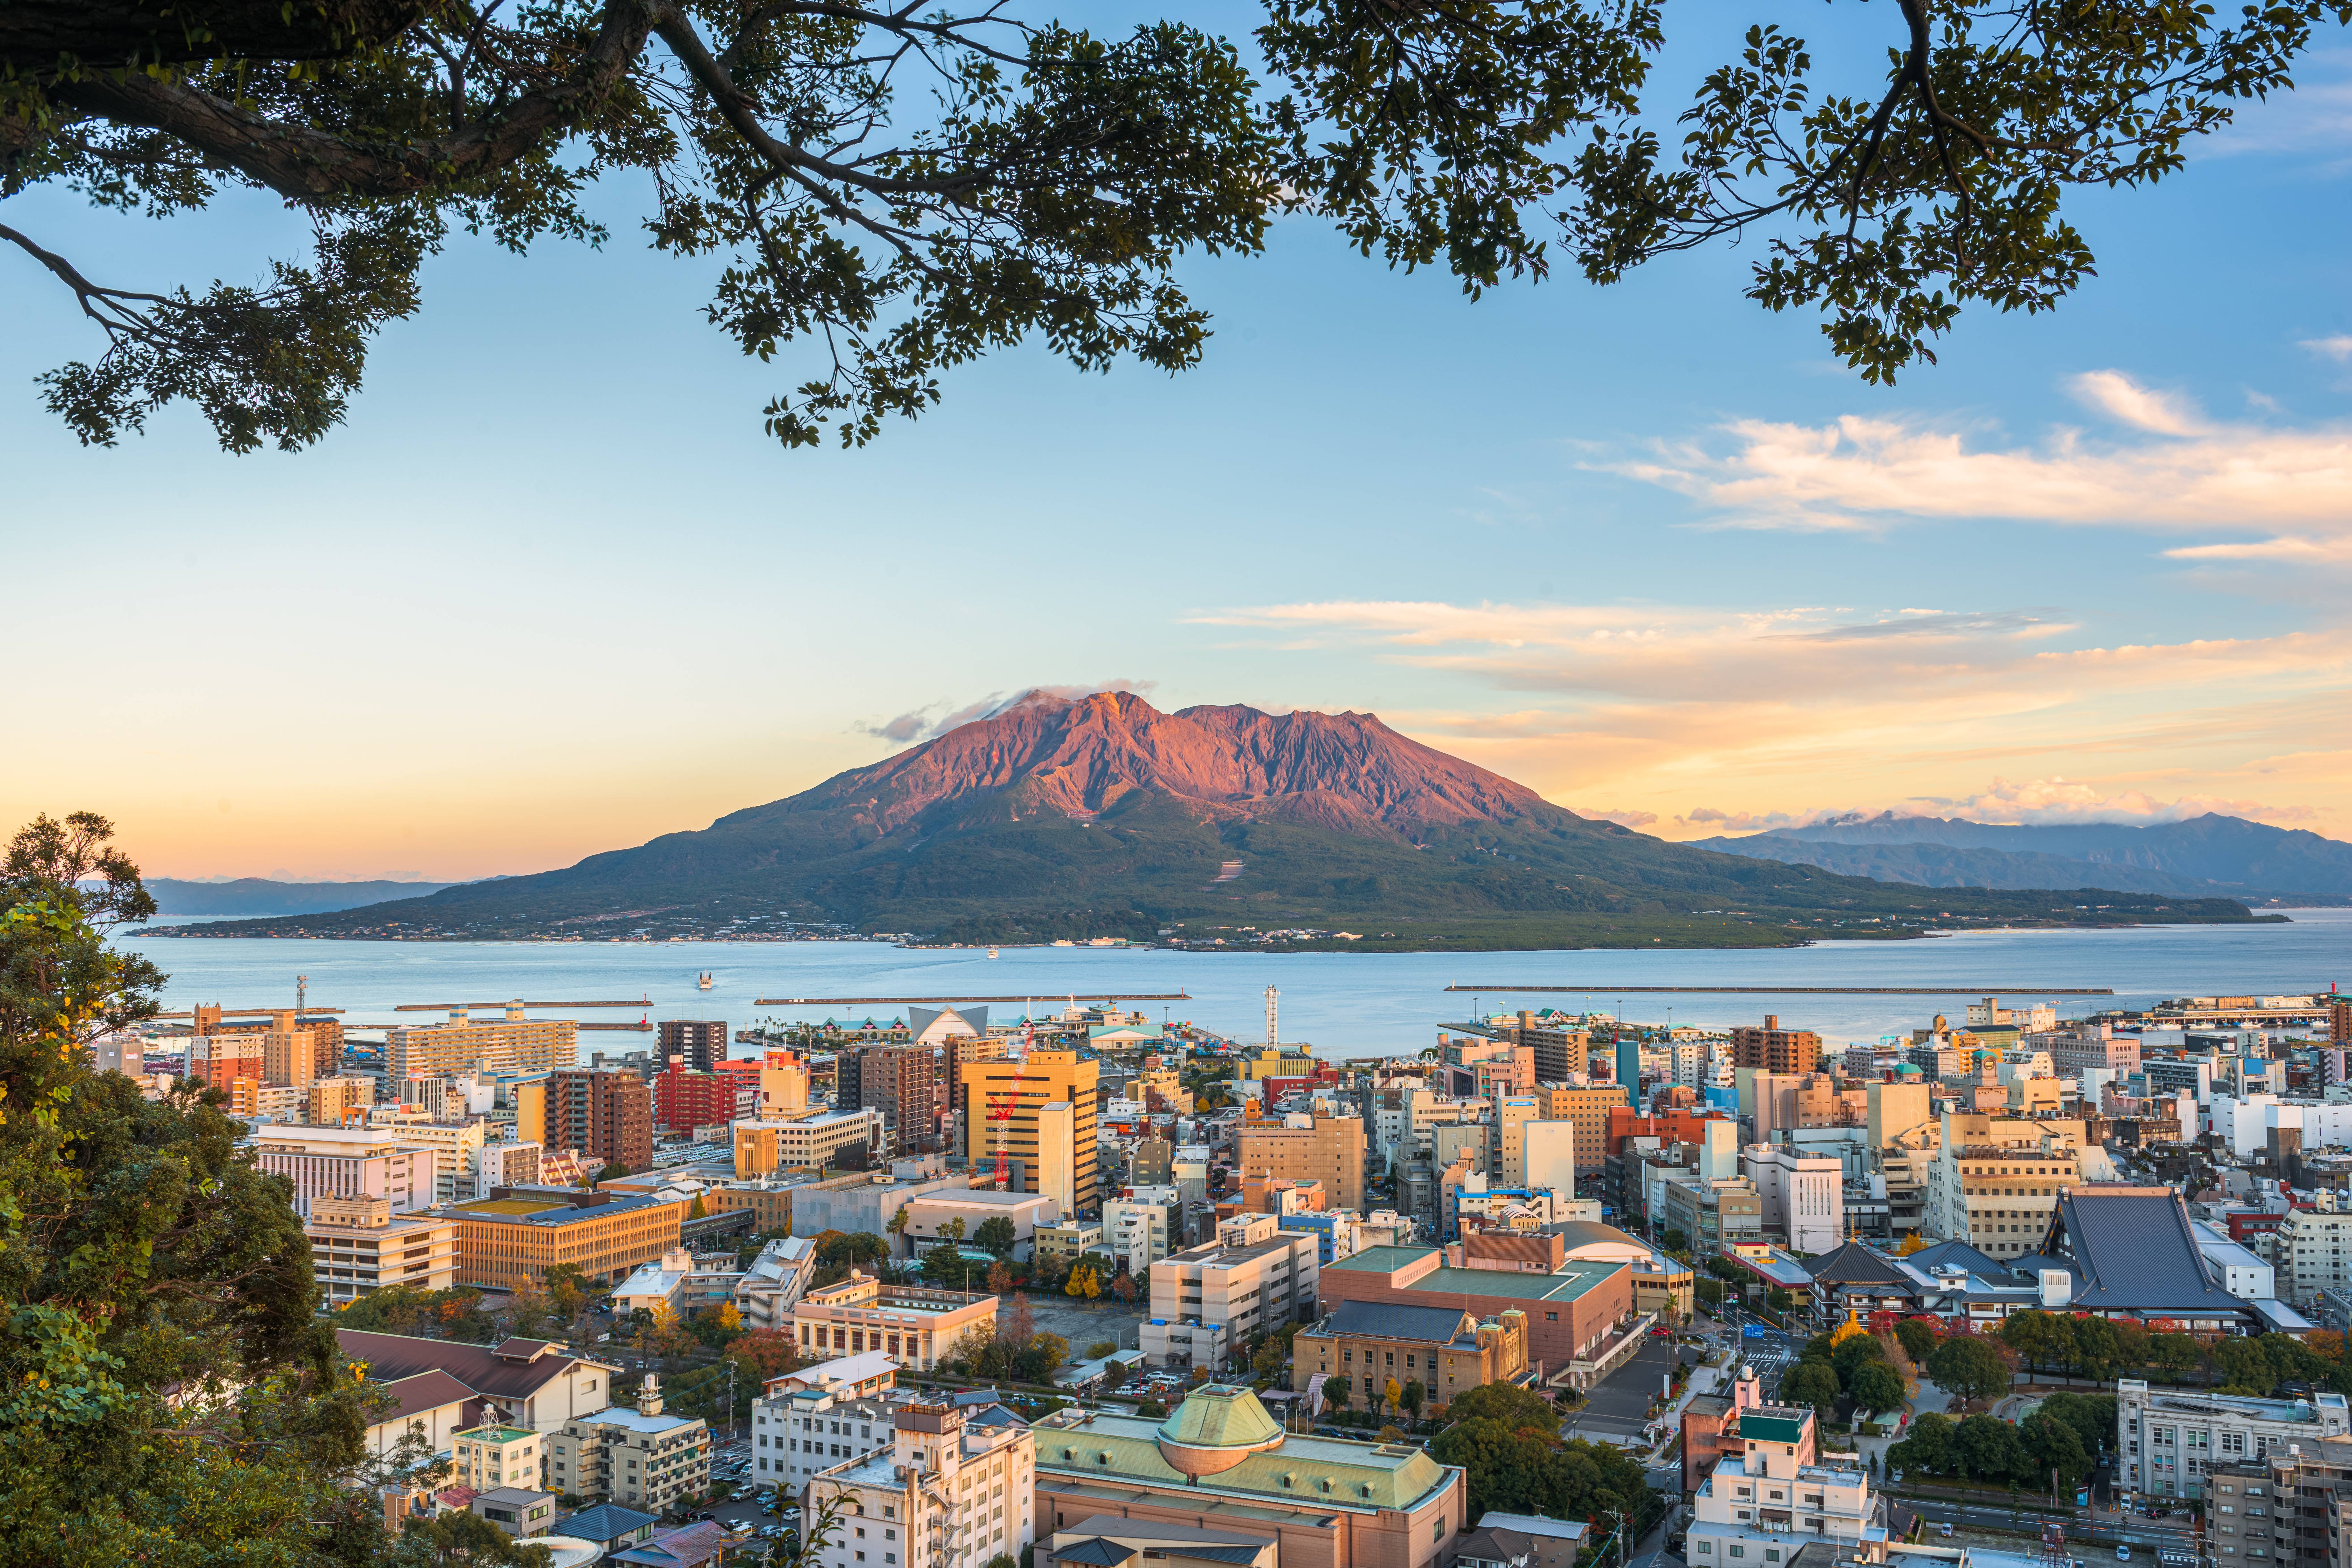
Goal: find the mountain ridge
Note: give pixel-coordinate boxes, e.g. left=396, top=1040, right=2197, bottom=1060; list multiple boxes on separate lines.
left=151, top=691, right=2267, bottom=948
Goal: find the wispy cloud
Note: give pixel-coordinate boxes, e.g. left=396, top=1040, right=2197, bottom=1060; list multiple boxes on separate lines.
left=1595, top=371, right=2352, bottom=563
left=2303, top=335, right=2352, bottom=364
left=856, top=681, right=1157, bottom=746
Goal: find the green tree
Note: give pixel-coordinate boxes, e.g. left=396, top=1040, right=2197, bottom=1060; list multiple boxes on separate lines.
left=1893, top=1318, right=1937, bottom=1365
left=2036, top=1393, right=2118, bottom=1460
left=1695, top=1278, right=1727, bottom=1309
left=543, top=1263, right=590, bottom=1332
left=973, top=1217, right=1019, bottom=1257
left=2020, top=1410, right=2092, bottom=1487
left=594, top=1163, right=629, bottom=1183
left=1955, top=1413, right=2026, bottom=1484
left=2147, top=1332, right=2202, bottom=1382
left=1661, top=1229, right=1690, bottom=1255
left=1782, top=1360, right=1843, bottom=1419
left=0, top=813, right=408, bottom=1564
left=2067, top=1316, right=2121, bottom=1382
left=391, top=1509, right=556, bottom=1565
left=1832, top=1331, right=1889, bottom=1391
left=1998, top=1310, right=2076, bottom=1376
left=1850, top=1361, right=1907, bottom=1421
left=1887, top=1410, right=1955, bottom=1477
left=1926, top=1334, right=2014, bottom=1406
left=1400, top=1380, right=1425, bottom=1420
left=1767, top=1288, right=1796, bottom=1313
left=1448, top=1380, right=1561, bottom=1435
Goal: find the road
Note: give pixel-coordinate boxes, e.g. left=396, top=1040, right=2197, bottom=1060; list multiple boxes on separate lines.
left=1561, top=1338, right=1680, bottom=1446
left=1893, top=1493, right=2200, bottom=1553
left=1703, top=1308, right=1799, bottom=1400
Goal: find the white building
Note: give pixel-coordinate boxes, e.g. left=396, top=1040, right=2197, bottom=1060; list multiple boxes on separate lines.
left=1922, top=1112, right=2084, bottom=1261
left=1740, top=1147, right=1844, bottom=1255
left=1686, top=1406, right=1886, bottom=1568
left=737, top=1234, right=820, bottom=1331
left=546, top=1376, right=710, bottom=1512
left=2275, top=1203, right=2352, bottom=1308
left=1139, top=1214, right=1318, bottom=1370
left=248, top=1125, right=436, bottom=1217
left=2117, top=1380, right=2351, bottom=1498
left=807, top=1401, right=1035, bottom=1568
left=612, top=1247, right=748, bottom=1319
left=751, top=1351, right=907, bottom=1495
left=1103, top=1189, right=1175, bottom=1274
left=2193, top=1221, right=2277, bottom=1300
left=305, top=1194, right=459, bottom=1304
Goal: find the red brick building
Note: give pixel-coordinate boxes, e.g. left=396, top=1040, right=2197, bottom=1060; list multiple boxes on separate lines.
left=1731, top=1015, right=1821, bottom=1074
left=1604, top=1105, right=1737, bottom=1159
left=549, top=1067, right=653, bottom=1174
left=654, top=1064, right=744, bottom=1133
left=1318, top=1244, right=1630, bottom=1377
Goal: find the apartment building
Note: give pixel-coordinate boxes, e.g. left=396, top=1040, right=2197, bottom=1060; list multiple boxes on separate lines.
left=792, top=1274, right=998, bottom=1372
left=451, top=1423, right=546, bottom=1495
left=961, top=1047, right=1099, bottom=1214
left=2119, top=1379, right=2352, bottom=1498
left=807, top=1402, right=1035, bottom=1568
left=1140, top=1214, right=1320, bottom=1370
left=1539, top=1085, right=1632, bottom=1178
left=657, top=1019, right=729, bottom=1073
left=449, top=1187, right=683, bottom=1289
left=1499, top=1011, right=1591, bottom=1082
left=1102, top=1193, right=1173, bottom=1273
left=1731, top=1016, right=1822, bottom=1075
left=655, top=1064, right=750, bottom=1134
left=859, top=1043, right=940, bottom=1157
left=1686, top=1405, right=1884, bottom=1566
left=249, top=1124, right=435, bottom=1217
left=305, top=1194, right=459, bottom=1304
left=1237, top=1113, right=1365, bottom=1213
left=549, top=1067, right=654, bottom=1173
left=753, top=1374, right=911, bottom=1494
left=2032, top=1025, right=2142, bottom=1076
left=387, top=1006, right=578, bottom=1081
left=1923, top=1112, right=2086, bottom=1260
left=190, top=1030, right=269, bottom=1088
left=2276, top=1205, right=2352, bottom=1309
left=548, top=1377, right=710, bottom=1512
left=2209, top=1443, right=2352, bottom=1567
left=307, top=1074, right=376, bottom=1127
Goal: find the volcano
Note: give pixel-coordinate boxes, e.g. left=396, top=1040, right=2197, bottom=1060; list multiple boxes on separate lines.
left=168, top=690, right=2261, bottom=947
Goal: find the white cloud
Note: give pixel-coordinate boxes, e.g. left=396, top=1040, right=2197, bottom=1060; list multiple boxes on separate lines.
left=1576, top=807, right=1659, bottom=828
left=2304, top=335, right=2352, bottom=363
left=1598, top=373, right=2352, bottom=561
left=856, top=681, right=1157, bottom=746
left=1935, top=776, right=2317, bottom=825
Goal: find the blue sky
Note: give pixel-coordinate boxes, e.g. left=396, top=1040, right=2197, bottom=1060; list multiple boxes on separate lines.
left=4, top=14, right=2348, bottom=879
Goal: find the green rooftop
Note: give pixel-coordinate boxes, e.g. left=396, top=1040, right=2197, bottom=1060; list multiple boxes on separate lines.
left=1158, top=1384, right=1284, bottom=1452
left=458, top=1198, right=558, bottom=1216
left=1739, top=1412, right=1810, bottom=1444
left=1411, top=1261, right=1623, bottom=1302
left=456, top=1424, right=537, bottom=1444
left=1325, top=1245, right=1434, bottom=1273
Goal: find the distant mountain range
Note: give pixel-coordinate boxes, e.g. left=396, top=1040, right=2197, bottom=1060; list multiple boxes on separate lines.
left=147, top=877, right=460, bottom=916
left=152, top=693, right=2268, bottom=949
left=1693, top=813, right=2352, bottom=904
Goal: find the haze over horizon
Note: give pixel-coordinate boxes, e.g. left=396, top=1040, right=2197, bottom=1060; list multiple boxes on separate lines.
left=6, top=16, right=2348, bottom=883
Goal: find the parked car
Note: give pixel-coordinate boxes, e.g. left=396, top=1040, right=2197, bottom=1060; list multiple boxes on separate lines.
left=2117, top=1547, right=2133, bottom=1562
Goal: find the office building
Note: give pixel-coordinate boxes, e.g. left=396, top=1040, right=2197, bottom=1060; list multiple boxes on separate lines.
left=962, top=1046, right=1099, bottom=1213
left=1491, top=1097, right=1541, bottom=1188
left=658, top=1020, right=729, bottom=1074
left=2120, top=1380, right=2351, bottom=1498
left=858, top=1043, right=939, bottom=1157
left=260, top=1012, right=324, bottom=1089
left=807, top=1401, right=1035, bottom=1568
left=1742, top=1146, right=1844, bottom=1254
left=1614, top=1036, right=1641, bottom=1096
left=1685, top=1405, right=1885, bottom=1565
left=792, top=1274, right=998, bottom=1372
left=190, top=1029, right=269, bottom=1088
left=387, top=1005, right=578, bottom=1082
left=549, top=1067, right=654, bottom=1173
left=1140, top=1214, right=1320, bottom=1370
left=249, top=1124, right=436, bottom=1217
left=733, top=1108, right=885, bottom=1176
left=1103, top=1193, right=1173, bottom=1273
left=1237, top=1112, right=1365, bottom=1214
left=1732, top=1016, right=1821, bottom=1075
left=1923, top=1111, right=2085, bottom=1260
left=1501, top=1011, right=1590, bottom=1083
left=305, top=1194, right=460, bottom=1304
left=307, top=1074, right=375, bottom=1127
left=1865, top=1082, right=1933, bottom=1150
left=1035, top=1099, right=1076, bottom=1216
left=448, top=1187, right=683, bottom=1289
left=1536, top=1085, right=1631, bottom=1177
left=721, top=1050, right=811, bottom=1118
left=1319, top=1243, right=1630, bottom=1383
left=548, top=1377, right=710, bottom=1512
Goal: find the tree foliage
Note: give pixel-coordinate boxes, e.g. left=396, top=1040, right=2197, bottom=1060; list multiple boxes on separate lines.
left=1925, top=1333, right=2013, bottom=1405
left=0, top=814, right=416, bottom=1563
left=9, top=0, right=2341, bottom=452
left=1430, top=1407, right=1647, bottom=1525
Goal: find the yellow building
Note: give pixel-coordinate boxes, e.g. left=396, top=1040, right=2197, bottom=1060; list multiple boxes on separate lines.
left=793, top=1274, right=998, bottom=1371
left=449, top=1189, right=682, bottom=1289
left=307, top=1194, right=459, bottom=1304
left=962, top=1046, right=1099, bottom=1213
left=308, top=1075, right=375, bottom=1127
left=451, top=1423, right=546, bottom=1493
left=732, top=1107, right=881, bottom=1176
left=1238, top=1046, right=1319, bottom=1081
left=387, top=1006, right=578, bottom=1083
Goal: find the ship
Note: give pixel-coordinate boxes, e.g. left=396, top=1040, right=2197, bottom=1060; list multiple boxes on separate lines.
left=697, top=971, right=714, bottom=990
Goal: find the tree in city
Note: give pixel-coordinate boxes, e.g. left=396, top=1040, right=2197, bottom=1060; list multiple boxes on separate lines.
left=2146, top=1332, right=2203, bottom=1383
left=1448, top=1380, right=1561, bottom=1436
left=1767, top=1288, right=1796, bottom=1314
left=1892, top=1318, right=1937, bottom=1365
left=1781, top=1360, right=1843, bottom=1421
left=543, top=1263, right=590, bottom=1332
left=1660, top=1229, right=1690, bottom=1256
left=2035, top=1393, right=2117, bottom=1461
left=4, top=0, right=2328, bottom=455
left=973, top=1217, right=1018, bottom=1257
left=1925, top=1334, right=2013, bottom=1407
left=595, top=1163, right=630, bottom=1183
left=390, top=1509, right=556, bottom=1565
left=1831, top=1329, right=1890, bottom=1392
left=1112, top=1272, right=1139, bottom=1306
left=1955, top=1412, right=2026, bottom=1483
left=1382, top=1376, right=1404, bottom=1417
left=1695, top=1278, right=1727, bottom=1310
left=730, top=1329, right=802, bottom=1384
left=886, top=1206, right=910, bottom=1241
left=2020, top=1410, right=2091, bottom=1489
left=1886, top=1411, right=1954, bottom=1477
left=1088, top=1342, right=1118, bottom=1360
left=1997, top=1310, right=2076, bottom=1377
left=1850, top=1361, right=1907, bottom=1423
left=1400, top=1380, right=1426, bottom=1422
left=0, top=813, right=427, bottom=1564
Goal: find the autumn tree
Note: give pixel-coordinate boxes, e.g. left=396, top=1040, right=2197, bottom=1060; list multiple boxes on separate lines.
left=5, top=0, right=2340, bottom=452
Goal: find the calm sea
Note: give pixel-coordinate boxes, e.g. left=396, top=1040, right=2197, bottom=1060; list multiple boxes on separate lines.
left=116, top=910, right=2351, bottom=1056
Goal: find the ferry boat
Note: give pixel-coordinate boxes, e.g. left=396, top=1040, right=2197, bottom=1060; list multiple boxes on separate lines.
left=987, top=947, right=999, bottom=959
left=697, top=971, right=714, bottom=990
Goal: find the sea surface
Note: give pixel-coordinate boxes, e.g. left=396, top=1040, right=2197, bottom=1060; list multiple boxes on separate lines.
left=116, top=910, right=2352, bottom=1057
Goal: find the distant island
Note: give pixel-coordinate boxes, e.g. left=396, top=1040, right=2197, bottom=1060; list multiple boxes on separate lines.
left=150, top=691, right=2273, bottom=951
left=146, top=877, right=460, bottom=917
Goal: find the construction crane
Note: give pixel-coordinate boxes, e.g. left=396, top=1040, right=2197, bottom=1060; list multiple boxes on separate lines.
left=989, top=1024, right=1038, bottom=1191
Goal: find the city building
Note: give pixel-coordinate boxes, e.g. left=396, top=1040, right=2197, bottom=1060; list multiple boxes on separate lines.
left=2208, top=1443, right=2352, bottom=1563
left=1522, top=1120, right=1576, bottom=1195
left=548, top=1376, right=711, bottom=1512
left=1291, top=1300, right=1531, bottom=1415
left=1685, top=1404, right=1885, bottom=1566
left=305, top=1194, right=459, bottom=1304
left=308, top=1074, right=376, bottom=1127
left=248, top=1124, right=435, bottom=1217
left=1040, top=1519, right=1274, bottom=1568
left=1923, top=1111, right=2085, bottom=1261
left=793, top=1273, right=999, bottom=1372
left=2277, top=1205, right=2352, bottom=1309
left=859, top=1043, right=940, bottom=1157
left=1103, top=1193, right=1174, bottom=1275
left=655, top=1064, right=749, bottom=1135
left=806, top=1400, right=1036, bottom=1568
left=1317, top=1244, right=1633, bottom=1387
left=736, top=1234, right=820, bottom=1330
left=470, top=1488, right=557, bottom=1540
left=1741, top=1147, right=1844, bottom=1254
left=899, top=1189, right=1064, bottom=1259
left=613, top=1246, right=749, bottom=1319
left=1140, top=1214, right=1320, bottom=1370
left=386, top=1006, right=578, bottom=1082
left=1237, top=1113, right=1366, bottom=1214
left=337, top=1328, right=617, bottom=1431
left=1731, top=1016, right=1822, bottom=1076
left=1538, top=1221, right=1695, bottom=1319
left=707, top=1172, right=818, bottom=1233
left=452, top=1422, right=547, bottom=1494
left=734, top=1109, right=886, bottom=1177
left=448, top=1187, right=684, bottom=1290
left=962, top=1047, right=1100, bottom=1215
left=1034, top=1222, right=1104, bottom=1264
left=1536, top=1085, right=1632, bottom=1177
left=752, top=1369, right=911, bottom=1494
left=1031, top=1385, right=1466, bottom=1568
left=658, top=1020, right=730, bottom=1074
left=1680, top=1364, right=1764, bottom=1493
left=789, top=1168, right=966, bottom=1238
left=549, top=1067, right=654, bottom=1174
left=2118, top=1380, right=2352, bottom=1498
left=2037, top=1187, right=2285, bottom=1335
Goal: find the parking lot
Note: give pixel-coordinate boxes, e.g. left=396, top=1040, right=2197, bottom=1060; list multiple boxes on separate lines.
left=1559, top=1337, right=1678, bottom=1446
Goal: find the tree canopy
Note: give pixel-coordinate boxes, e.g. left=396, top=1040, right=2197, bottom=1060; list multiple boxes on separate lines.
left=6, top=0, right=2344, bottom=452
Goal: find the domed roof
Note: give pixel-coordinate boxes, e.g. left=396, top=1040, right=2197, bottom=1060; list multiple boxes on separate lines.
left=1154, top=1384, right=1286, bottom=1477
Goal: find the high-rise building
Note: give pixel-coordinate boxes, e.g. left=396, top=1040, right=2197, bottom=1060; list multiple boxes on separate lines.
left=858, top=1043, right=938, bottom=1156
left=943, top=1033, right=1009, bottom=1155
left=387, top=1006, right=577, bottom=1082
left=1865, top=1081, right=1933, bottom=1149
left=962, top=1046, right=1099, bottom=1213
left=656, top=1019, right=728, bottom=1073
left=654, top=1063, right=744, bottom=1133
left=1614, top=1036, right=1641, bottom=1098
left=548, top=1068, right=653, bottom=1173
left=2333, top=998, right=2351, bottom=1049
left=259, top=1011, right=323, bottom=1088
left=1539, top=1085, right=1631, bottom=1177
left=1238, top=1113, right=1365, bottom=1214
left=1035, top=1099, right=1076, bottom=1216
left=249, top=1125, right=436, bottom=1217
left=190, top=1030, right=268, bottom=1088
left=1731, top=1015, right=1821, bottom=1075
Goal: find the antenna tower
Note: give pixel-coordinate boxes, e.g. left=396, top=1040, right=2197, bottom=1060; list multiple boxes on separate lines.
left=1265, top=986, right=1278, bottom=1047
left=297, top=974, right=309, bottom=1013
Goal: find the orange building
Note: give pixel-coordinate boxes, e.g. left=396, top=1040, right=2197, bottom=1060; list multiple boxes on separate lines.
left=1732, top=1015, right=1822, bottom=1074
left=449, top=1187, right=682, bottom=1290
left=1604, top=1105, right=1738, bottom=1159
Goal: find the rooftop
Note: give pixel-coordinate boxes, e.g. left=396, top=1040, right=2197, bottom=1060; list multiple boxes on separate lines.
left=452, top=1193, right=667, bottom=1227
left=457, top=1424, right=537, bottom=1444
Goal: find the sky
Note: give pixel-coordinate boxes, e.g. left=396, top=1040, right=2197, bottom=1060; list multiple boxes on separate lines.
left=4, top=13, right=2350, bottom=882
